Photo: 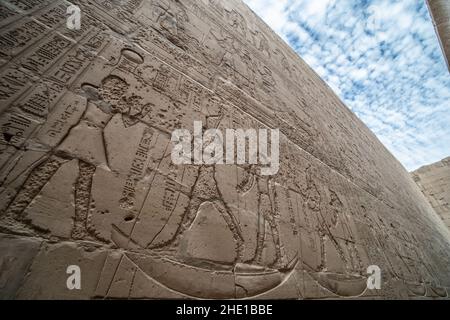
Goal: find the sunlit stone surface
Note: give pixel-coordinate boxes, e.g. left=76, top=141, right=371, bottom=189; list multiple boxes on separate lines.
left=412, top=157, right=450, bottom=231
left=1, top=0, right=450, bottom=299
left=426, top=0, right=450, bottom=71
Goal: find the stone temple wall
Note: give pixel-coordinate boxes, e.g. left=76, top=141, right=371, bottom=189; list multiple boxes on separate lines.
left=1, top=0, right=450, bottom=299
left=412, top=157, right=450, bottom=231
left=426, top=0, right=450, bottom=71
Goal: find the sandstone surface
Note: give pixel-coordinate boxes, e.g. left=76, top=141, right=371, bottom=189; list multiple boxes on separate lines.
left=412, top=157, right=450, bottom=231
left=1, top=0, right=450, bottom=299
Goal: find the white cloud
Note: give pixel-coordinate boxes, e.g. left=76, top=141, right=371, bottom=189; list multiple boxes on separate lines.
left=244, top=0, right=289, bottom=36
left=244, top=0, right=450, bottom=171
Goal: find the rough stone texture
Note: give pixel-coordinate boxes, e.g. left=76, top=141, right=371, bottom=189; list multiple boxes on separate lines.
left=412, top=157, right=450, bottom=230
left=426, top=0, right=450, bottom=71
left=1, top=0, right=450, bottom=299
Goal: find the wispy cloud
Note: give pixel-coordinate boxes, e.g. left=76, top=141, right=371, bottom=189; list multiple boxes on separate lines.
left=244, top=0, right=450, bottom=171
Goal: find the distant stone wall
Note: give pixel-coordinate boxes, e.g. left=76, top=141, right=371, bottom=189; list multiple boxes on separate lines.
left=412, top=157, right=450, bottom=229
left=426, top=0, right=450, bottom=71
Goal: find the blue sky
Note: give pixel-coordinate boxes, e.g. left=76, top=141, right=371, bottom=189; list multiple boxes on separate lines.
left=244, top=0, right=450, bottom=171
